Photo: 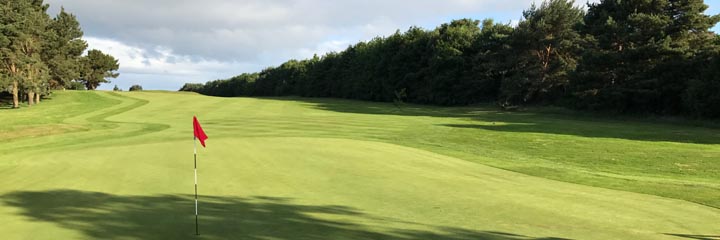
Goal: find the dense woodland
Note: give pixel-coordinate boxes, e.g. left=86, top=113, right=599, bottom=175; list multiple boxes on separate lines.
left=183, top=0, right=720, bottom=118
left=0, top=0, right=119, bottom=108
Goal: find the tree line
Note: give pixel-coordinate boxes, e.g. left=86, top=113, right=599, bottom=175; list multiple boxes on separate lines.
left=182, top=0, right=720, bottom=118
left=1, top=0, right=119, bottom=108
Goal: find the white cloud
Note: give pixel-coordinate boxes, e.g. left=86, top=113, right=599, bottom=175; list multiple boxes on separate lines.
left=85, top=37, right=256, bottom=76
left=84, top=37, right=261, bottom=90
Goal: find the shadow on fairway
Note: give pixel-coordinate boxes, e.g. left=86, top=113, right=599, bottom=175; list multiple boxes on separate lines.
left=274, top=97, right=720, bottom=144
left=664, top=233, right=720, bottom=240
left=2, top=190, right=570, bottom=240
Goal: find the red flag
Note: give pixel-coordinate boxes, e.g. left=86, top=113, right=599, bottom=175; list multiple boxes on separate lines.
left=193, top=116, right=208, bottom=147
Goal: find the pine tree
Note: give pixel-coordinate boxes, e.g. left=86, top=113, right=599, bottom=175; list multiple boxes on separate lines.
left=469, top=19, right=514, bottom=102
left=572, top=0, right=720, bottom=113
left=0, top=0, right=31, bottom=108
left=502, top=0, right=584, bottom=105
left=426, top=19, right=481, bottom=105
left=79, top=49, right=119, bottom=90
left=43, top=7, right=87, bottom=90
left=0, top=0, right=51, bottom=107
left=18, top=1, right=51, bottom=106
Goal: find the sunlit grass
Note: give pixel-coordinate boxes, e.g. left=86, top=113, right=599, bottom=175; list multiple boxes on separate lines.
left=1, top=91, right=718, bottom=239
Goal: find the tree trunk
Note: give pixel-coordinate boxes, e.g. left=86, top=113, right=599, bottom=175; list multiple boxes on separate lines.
left=27, top=91, right=34, bottom=106
left=26, top=65, right=35, bottom=106
left=35, top=92, right=40, bottom=103
left=10, top=63, right=19, bottom=108
left=12, top=80, right=19, bottom=108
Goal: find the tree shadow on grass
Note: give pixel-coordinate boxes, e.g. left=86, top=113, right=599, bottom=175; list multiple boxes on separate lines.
left=269, top=97, right=720, bottom=144
left=0, top=93, right=12, bottom=109
left=664, top=233, right=720, bottom=240
left=271, top=97, right=481, bottom=118
left=438, top=121, right=720, bottom=144
left=2, top=190, right=570, bottom=240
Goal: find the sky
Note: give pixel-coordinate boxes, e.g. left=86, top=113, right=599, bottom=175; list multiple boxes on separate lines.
left=44, top=0, right=720, bottom=91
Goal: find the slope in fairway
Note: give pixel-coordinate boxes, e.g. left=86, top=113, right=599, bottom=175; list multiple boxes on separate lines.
left=1, top=91, right=719, bottom=240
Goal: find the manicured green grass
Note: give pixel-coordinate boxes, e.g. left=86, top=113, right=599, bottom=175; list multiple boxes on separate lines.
left=1, top=91, right=718, bottom=239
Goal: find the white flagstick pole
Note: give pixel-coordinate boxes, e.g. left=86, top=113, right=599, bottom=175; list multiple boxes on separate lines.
left=194, top=136, right=199, bottom=235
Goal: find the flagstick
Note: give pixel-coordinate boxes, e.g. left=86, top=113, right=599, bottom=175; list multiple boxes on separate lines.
left=194, top=136, right=199, bottom=235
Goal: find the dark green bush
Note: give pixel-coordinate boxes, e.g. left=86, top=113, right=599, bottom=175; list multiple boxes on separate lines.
left=129, top=85, right=143, bottom=91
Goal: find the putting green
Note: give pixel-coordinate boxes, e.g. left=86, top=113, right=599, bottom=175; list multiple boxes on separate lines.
left=0, top=91, right=718, bottom=239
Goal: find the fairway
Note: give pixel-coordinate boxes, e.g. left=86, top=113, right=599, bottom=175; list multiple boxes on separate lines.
left=1, top=91, right=719, bottom=239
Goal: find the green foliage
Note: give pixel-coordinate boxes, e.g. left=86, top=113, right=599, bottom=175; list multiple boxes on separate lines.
left=66, top=81, right=85, bottom=90
left=0, top=0, right=113, bottom=107
left=112, top=85, right=121, bottom=91
left=179, top=83, right=204, bottom=92
left=501, top=0, right=584, bottom=105
left=128, top=84, right=142, bottom=91
left=200, top=73, right=258, bottom=97
left=571, top=0, right=720, bottom=114
left=186, top=20, right=491, bottom=105
left=79, top=49, right=119, bottom=90
left=685, top=54, right=720, bottom=118
left=43, top=8, right=87, bottom=90
left=182, top=0, right=720, bottom=118
left=469, top=20, right=514, bottom=102
left=423, top=19, right=483, bottom=105
left=0, top=0, right=50, bottom=106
